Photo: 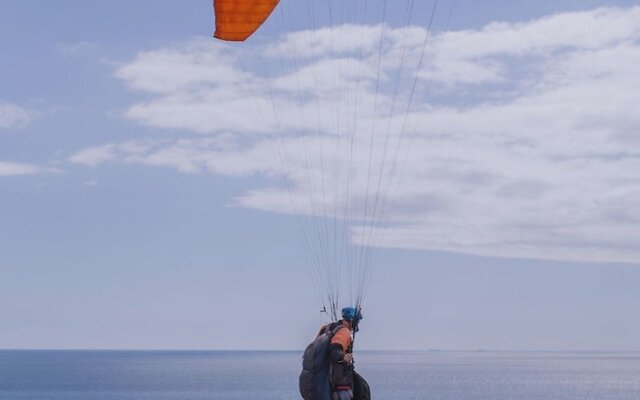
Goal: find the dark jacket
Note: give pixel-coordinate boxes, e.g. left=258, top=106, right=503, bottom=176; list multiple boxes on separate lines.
left=300, top=321, right=345, bottom=400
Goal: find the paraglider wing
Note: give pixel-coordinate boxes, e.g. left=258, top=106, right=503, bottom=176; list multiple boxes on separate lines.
left=213, top=0, right=279, bottom=41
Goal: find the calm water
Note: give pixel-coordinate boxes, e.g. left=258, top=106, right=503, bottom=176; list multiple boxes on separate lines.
left=1, top=351, right=639, bottom=399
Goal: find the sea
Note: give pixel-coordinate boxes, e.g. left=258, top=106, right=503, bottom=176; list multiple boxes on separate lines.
left=1, top=350, right=639, bottom=400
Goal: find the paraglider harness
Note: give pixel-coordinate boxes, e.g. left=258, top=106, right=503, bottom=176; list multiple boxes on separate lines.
left=299, top=308, right=370, bottom=400
left=299, top=320, right=346, bottom=400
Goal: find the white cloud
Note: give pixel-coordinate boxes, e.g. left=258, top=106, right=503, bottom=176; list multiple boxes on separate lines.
left=78, top=6, right=640, bottom=263
left=57, top=41, right=98, bottom=55
left=265, top=24, right=388, bottom=59
left=70, top=138, right=284, bottom=176
left=421, top=6, right=640, bottom=86
left=0, top=100, right=30, bottom=129
left=115, top=40, right=249, bottom=95
left=0, top=161, right=41, bottom=177
left=69, top=144, right=119, bottom=166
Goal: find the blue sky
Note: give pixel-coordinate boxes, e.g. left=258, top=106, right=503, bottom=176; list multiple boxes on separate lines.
left=1, top=0, right=640, bottom=350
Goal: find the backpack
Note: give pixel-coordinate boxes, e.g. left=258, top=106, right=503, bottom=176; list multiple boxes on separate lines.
left=353, top=371, right=371, bottom=400
left=299, top=322, right=344, bottom=400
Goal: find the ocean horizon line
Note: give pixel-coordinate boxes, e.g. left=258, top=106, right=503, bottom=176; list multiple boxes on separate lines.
left=2, top=348, right=640, bottom=353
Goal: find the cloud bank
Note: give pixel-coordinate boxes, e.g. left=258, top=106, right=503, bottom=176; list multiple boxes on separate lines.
left=74, top=6, right=640, bottom=263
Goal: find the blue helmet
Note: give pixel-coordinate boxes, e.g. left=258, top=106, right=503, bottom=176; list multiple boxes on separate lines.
left=341, top=307, right=363, bottom=322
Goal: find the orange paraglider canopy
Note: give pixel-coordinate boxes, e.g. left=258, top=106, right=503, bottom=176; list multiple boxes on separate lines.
left=213, top=0, right=279, bottom=41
